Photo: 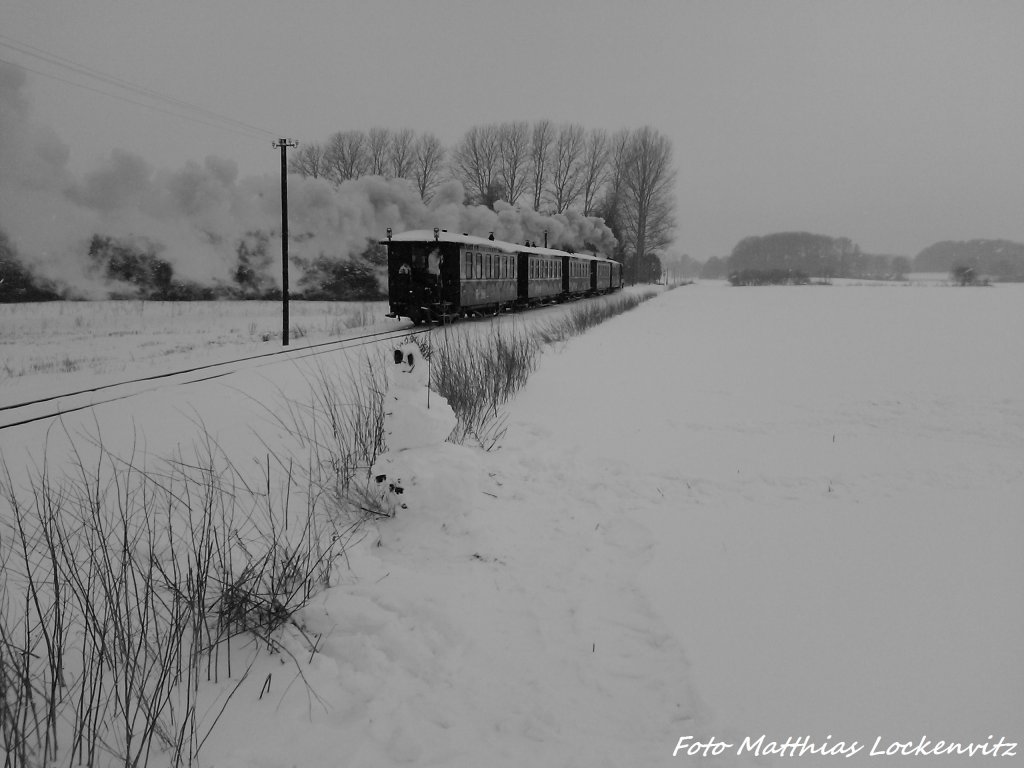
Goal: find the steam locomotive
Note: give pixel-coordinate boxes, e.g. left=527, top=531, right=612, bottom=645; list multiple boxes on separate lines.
left=382, top=229, right=623, bottom=324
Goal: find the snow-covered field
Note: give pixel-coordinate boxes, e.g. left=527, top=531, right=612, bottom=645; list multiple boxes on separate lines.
left=1, top=280, right=1021, bottom=766
left=0, top=299, right=387, bottom=402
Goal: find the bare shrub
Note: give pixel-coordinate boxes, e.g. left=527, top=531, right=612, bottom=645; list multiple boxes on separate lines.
left=0, top=426, right=349, bottom=768
left=256, top=351, right=388, bottom=498
left=535, top=290, right=658, bottom=344
left=420, top=328, right=540, bottom=449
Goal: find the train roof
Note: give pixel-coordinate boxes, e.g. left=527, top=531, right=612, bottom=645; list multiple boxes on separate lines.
left=381, top=229, right=614, bottom=262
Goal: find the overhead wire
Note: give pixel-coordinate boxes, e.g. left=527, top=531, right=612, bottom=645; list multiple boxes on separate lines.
left=0, top=33, right=283, bottom=142
left=0, top=54, right=274, bottom=142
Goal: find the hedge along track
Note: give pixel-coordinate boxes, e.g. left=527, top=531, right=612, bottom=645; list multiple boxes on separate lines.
left=0, top=323, right=432, bottom=432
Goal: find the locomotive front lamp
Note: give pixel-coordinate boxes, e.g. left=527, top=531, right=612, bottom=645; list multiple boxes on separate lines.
left=386, top=227, right=392, bottom=241
left=433, top=227, right=439, bottom=241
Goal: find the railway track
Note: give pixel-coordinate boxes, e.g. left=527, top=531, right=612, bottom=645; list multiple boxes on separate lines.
left=0, top=323, right=429, bottom=433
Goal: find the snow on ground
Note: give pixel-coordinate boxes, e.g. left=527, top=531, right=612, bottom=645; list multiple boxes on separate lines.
left=0, top=300, right=388, bottom=403
left=501, top=281, right=1023, bottom=765
left=2, top=280, right=1022, bottom=766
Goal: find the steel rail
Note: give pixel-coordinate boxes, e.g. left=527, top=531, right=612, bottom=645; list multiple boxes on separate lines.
left=0, top=324, right=429, bottom=433
left=0, top=324, right=418, bottom=414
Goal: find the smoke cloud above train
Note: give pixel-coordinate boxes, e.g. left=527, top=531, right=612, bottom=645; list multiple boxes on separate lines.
left=0, top=61, right=617, bottom=299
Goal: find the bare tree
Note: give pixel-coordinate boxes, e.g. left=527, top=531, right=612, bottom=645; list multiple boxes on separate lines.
left=367, top=127, right=391, bottom=176
left=528, top=119, right=555, bottom=211
left=621, top=126, right=676, bottom=280
left=451, top=124, right=502, bottom=206
left=548, top=123, right=586, bottom=213
left=413, top=132, right=446, bottom=201
left=496, top=121, right=530, bottom=205
left=579, top=128, right=610, bottom=215
left=595, top=128, right=633, bottom=257
left=323, top=130, right=369, bottom=184
left=389, top=128, right=416, bottom=180
left=289, top=142, right=327, bottom=179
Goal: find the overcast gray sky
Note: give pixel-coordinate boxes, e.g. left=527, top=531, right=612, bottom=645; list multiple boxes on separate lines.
left=3, top=0, right=1023, bottom=260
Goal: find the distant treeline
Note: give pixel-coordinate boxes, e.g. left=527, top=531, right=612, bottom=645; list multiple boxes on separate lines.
left=913, top=240, right=1024, bottom=280
left=0, top=228, right=387, bottom=303
left=695, top=233, right=1024, bottom=284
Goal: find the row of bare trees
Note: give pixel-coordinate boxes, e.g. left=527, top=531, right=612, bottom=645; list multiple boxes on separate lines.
left=450, top=121, right=615, bottom=215
left=289, top=128, right=446, bottom=200
left=289, top=122, right=676, bottom=282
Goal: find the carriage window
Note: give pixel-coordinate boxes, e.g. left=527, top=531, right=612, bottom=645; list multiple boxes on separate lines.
left=464, top=252, right=473, bottom=279
left=475, top=252, right=483, bottom=279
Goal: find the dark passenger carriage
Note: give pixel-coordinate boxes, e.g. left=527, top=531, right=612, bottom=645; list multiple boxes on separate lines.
left=516, top=245, right=564, bottom=305
left=384, top=229, right=518, bottom=324
left=563, top=253, right=592, bottom=298
left=383, top=229, right=622, bottom=324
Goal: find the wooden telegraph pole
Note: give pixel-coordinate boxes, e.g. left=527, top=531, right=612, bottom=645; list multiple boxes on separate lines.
left=273, top=138, right=299, bottom=345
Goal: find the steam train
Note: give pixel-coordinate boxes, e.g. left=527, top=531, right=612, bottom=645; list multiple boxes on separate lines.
left=382, top=229, right=623, bottom=324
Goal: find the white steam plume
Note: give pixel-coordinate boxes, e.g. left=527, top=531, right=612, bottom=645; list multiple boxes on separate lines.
left=0, top=61, right=617, bottom=297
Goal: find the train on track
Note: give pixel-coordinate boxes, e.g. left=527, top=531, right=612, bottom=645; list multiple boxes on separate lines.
left=382, top=229, right=623, bottom=325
